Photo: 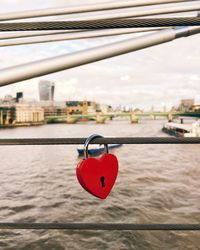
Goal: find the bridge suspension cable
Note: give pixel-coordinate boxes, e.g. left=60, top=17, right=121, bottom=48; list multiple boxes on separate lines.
left=0, top=26, right=200, bottom=87
left=0, top=28, right=165, bottom=47
left=0, top=27, right=164, bottom=41
left=0, top=0, right=198, bottom=21
left=0, top=9, right=198, bottom=37
left=0, top=13, right=198, bottom=44
left=0, top=17, right=200, bottom=31
left=59, top=1, right=200, bottom=22
left=0, top=30, right=86, bottom=40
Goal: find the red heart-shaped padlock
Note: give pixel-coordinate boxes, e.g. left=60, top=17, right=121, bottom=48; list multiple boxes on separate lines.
left=76, top=153, right=118, bottom=199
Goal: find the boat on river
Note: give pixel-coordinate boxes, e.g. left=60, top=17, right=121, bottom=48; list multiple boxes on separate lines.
left=162, top=120, right=200, bottom=137
left=77, top=144, right=122, bottom=156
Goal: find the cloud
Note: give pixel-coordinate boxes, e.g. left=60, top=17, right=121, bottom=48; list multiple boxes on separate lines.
left=0, top=0, right=200, bottom=109
left=120, top=75, right=131, bottom=81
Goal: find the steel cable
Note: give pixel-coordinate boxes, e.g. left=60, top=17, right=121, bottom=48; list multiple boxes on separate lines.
left=0, top=0, right=197, bottom=21
left=0, top=1, right=200, bottom=22
left=0, top=27, right=200, bottom=87
left=0, top=17, right=200, bottom=31
left=0, top=28, right=165, bottom=47
left=0, top=29, right=88, bottom=40
left=0, top=137, right=200, bottom=145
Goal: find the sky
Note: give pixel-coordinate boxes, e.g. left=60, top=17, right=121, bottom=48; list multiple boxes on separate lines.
left=0, top=0, right=200, bottom=110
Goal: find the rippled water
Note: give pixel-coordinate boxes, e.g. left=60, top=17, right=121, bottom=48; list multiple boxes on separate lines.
left=0, top=119, right=200, bottom=250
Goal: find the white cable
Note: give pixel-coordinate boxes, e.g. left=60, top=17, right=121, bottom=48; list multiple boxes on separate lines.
left=0, top=26, right=199, bottom=87
left=0, top=11, right=199, bottom=41
left=0, top=0, right=198, bottom=21
left=0, top=30, right=85, bottom=40
left=0, top=28, right=165, bottom=47
left=65, top=1, right=200, bottom=21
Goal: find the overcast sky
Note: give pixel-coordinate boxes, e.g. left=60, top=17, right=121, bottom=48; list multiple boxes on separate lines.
left=0, top=0, right=200, bottom=110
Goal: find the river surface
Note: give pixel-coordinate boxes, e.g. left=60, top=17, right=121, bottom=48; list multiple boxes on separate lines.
left=0, top=119, right=200, bottom=250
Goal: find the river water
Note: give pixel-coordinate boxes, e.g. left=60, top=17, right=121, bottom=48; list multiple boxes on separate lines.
left=0, top=119, right=199, bottom=250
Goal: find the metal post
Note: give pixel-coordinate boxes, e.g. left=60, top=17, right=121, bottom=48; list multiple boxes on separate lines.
left=0, top=26, right=200, bottom=87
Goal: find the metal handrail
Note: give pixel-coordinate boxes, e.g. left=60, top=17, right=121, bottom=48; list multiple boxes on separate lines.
left=0, top=137, right=200, bottom=145
left=0, top=223, right=199, bottom=230
left=0, top=136, right=199, bottom=231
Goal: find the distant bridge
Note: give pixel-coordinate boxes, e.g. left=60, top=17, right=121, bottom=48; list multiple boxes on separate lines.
left=45, top=111, right=200, bottom=124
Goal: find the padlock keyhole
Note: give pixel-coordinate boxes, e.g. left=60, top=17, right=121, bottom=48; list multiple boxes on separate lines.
left=100, top=176, right=105, bottom=188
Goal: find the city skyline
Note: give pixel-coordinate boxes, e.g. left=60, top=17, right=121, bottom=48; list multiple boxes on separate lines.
left=0, top=0, right=200, bottom=110
left=1, top=89, right=199, bottom=112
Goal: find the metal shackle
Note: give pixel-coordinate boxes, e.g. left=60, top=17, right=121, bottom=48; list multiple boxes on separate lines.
left=84, top=134, right=109, bottom=159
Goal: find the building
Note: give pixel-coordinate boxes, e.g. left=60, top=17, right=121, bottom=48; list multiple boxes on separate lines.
left=16, top=92, right=23, bottom=103
left=0, top=93, right=24, bottom=105
left=0, top=104, right=44, bottom=127
left=65, top=101, right=83, bottom=114
left=96, top=103, right=113, bottom=113
left=2, top=95, right=16, bottom=104
left=179, top=99, right=194, bottom=112
left=87, top=101, right=97, bottom=114
left=15, top=104, right=44, bottom=124
left=39, top=80, right=55, bottom=101
left=0, top=106, right=15, bottom=126
left=43, top=106, right=66, bottom=117
left=192, top=104, right=200, bottom=113
left=65, top=101, right=97, bottom=115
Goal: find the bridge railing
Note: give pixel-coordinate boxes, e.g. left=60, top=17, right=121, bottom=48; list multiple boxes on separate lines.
left=0, top=136, right=200, bottom=230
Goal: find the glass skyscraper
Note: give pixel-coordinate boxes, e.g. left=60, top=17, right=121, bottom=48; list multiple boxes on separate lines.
left=39, top=80, right=55, bottom=101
